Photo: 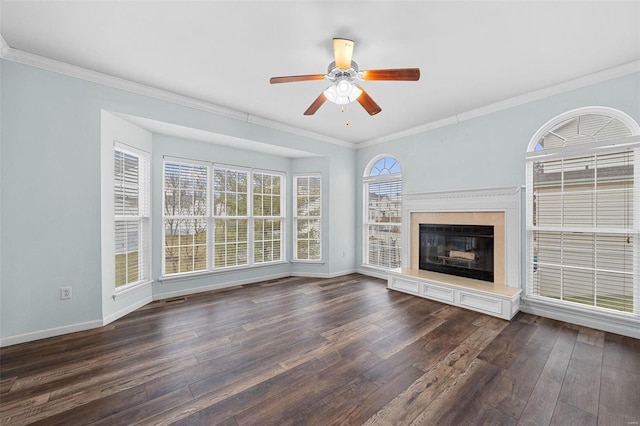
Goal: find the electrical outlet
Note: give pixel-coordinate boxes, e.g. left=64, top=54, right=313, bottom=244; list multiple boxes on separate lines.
left=60, top=287, right=72, bottom=300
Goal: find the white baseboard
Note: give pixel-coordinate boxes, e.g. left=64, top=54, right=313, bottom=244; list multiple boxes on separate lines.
left=102, top=296, right=153, bottom=326
left=0, top=319, right=103, bottom=348
left=520, top=297, right=640, bottom=339
left=153, top=272, right=291, bottom=300
left=291, top=269, right=356, bottom=279
left=356, top=266, right=389, bottom=280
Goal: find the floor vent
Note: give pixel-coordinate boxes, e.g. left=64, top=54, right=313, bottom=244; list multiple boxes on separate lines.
left=161, top=296, right=187, bottom=305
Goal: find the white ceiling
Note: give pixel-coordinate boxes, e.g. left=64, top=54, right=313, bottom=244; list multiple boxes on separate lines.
left=1, top=1, right=639, bottom=145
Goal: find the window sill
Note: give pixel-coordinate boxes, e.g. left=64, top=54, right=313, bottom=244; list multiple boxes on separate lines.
left=158, top=260, right=289, bottom=283
left=521, top=296, right=640, bottom=339
left=291, top=259, right=325, bottom=264
left=112, top=280, right=153, bottom=300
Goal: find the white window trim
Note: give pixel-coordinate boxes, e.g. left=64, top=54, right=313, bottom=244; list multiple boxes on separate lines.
left=251, top=169, right=286, bottom=266
left=525, top=107, right=640, bottom=320
left=161, top=157, right=287, bottom=278
left=162, top=159, right=210, bottom=275
left=293, top=173, right=322, bottom=263
left=527, top=106, right=640, bottom=152
left=363, top=156, right=402, bottom=269
left=113, top=141, right=151, bottom=295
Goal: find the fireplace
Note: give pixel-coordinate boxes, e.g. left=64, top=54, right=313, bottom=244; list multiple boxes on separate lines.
left=419, top=224, right=494, bottom=282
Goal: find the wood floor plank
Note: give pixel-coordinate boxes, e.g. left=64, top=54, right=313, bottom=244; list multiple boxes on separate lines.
left=517, top=326, right=577, bottom=426
left=408, top=358, right=501, bottom=425
left=486, top=318, right=565, bottom=419
left=597, top=364, right=640, bottom=425
left=0, top=274, right=637, bottom=425
left=603, top=332, right=640, bottom=374
left=550, top=400, right=597, bottom=426
left=366, top=324, right=505, bottom=425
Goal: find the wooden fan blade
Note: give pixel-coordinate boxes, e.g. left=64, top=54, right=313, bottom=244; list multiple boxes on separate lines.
left=304, top=92, right=328, bottom=115
left=356, top=87, right=382, bottom=116
left=333, top=38, right=354, bottom=70
left=270, top=74, right=325, bottom=84
left=361, top=68, right=421, bottom=81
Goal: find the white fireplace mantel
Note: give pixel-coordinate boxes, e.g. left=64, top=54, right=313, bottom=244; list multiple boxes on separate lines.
left=388, top=186, right=523, bottom=320
left=401, top=186, right=523, bottom=288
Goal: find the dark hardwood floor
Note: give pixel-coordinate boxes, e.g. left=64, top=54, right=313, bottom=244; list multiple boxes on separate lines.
left=1, top=274, right=639, bottom=425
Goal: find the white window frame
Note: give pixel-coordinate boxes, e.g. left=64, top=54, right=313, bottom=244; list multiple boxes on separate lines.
left=162, top=158, right=210, bottom=276
left=252, top=169, right=286, bottom=265
left=293, top=174, right=322, bottom=262
left=363, top=155, right=403, bottom=270
left=114, top=142, right=151, bottom=293
left=161, top=158, right=286, bottom=279
left=526, top=107, right=640, bottom=319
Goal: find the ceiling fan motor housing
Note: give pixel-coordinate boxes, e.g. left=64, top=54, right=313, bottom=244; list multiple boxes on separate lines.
left=327, top=61, right=360, bottom=83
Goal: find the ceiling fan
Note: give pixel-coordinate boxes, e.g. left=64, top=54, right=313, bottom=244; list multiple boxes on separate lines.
left=270, top=38, right=420, bottom=117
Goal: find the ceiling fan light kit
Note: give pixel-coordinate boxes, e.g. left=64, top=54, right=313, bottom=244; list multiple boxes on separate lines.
left=270, top=38, right=420, bottom=119
left=324, top=80, right=362, bottom=105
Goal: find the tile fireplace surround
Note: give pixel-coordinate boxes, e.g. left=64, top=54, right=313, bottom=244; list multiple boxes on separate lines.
left=388, top=186, right=523, bottom=320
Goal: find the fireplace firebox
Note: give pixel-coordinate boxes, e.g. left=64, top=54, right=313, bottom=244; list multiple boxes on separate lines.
left=419, top=224, right=494, bottom=282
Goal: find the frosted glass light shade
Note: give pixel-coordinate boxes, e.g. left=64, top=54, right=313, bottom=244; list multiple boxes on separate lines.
left=323, top=82, right=362, bottom=105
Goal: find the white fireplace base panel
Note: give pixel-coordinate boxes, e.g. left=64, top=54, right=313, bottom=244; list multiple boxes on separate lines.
left=387, top=268, right=522, bottom=320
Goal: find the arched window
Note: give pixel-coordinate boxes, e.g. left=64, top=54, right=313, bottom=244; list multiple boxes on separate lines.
left=526, top=107, right=640, bottom=316
left=363, top=155, right=402, bottom=269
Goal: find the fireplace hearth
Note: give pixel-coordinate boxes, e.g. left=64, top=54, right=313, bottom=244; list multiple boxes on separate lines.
left=419, top=224, right=494, bottom=282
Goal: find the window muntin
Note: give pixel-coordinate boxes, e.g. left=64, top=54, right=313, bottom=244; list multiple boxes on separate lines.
left=294, top=175, right=321, bottom=261
left=527, top=109, right=639, bottom=316
left=369, top=157, right=401, bottom=176
left=364, top=156, right=402, bottom=269
left=163, top=159, right=285, bottom=276
left=114, top=145, right=150, bottom=287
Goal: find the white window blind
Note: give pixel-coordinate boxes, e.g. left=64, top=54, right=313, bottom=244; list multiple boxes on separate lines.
left=213, top=166, right=249, bottom=268
left=294, top=175, right=321, bottom=261
left=114, top=144, right=150, bottom=287
left=527, top=111, right=639, bottom=316
left=364, top=156, right=402, bottom=269
left=163, top=161, right=209, bottom=275
left=252, top=171, right=283, bottom=264
left=162, top=159, right=285, bottom=276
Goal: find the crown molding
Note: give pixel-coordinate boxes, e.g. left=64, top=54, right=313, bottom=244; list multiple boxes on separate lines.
left=358, top=116, right=460, bottom=148
left=247, top=114, right=354, bottom=149
left=359, top=60, right=640, bottom=148
left=0, top=34, right=9, bottom=57
left=0, top=37, right=354, bottom=149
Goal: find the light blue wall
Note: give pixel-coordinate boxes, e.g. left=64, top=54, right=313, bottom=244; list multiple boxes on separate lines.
left=2, top=61, right=104, bottom=340
left=2, top=55, right=637, bottom=344
left=355, top=72, right=640, bottom=267
left=0, top=60, right=357, bottom=343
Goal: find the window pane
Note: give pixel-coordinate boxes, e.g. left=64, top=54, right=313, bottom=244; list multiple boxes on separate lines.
left=254, top=218, right=282, bottom=263
left=163, top=219, right=207, bottom=275
left=367, top=224, right=401, bottom=269
left=115, top=220, right=141, bottom=287
left=214, top=219, right=248, bottom=268
left=164, top=162, right=208, bottom=216
left=368, top=180, right=402, bottom=224
left=213, top=167, right=249, bottom=219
